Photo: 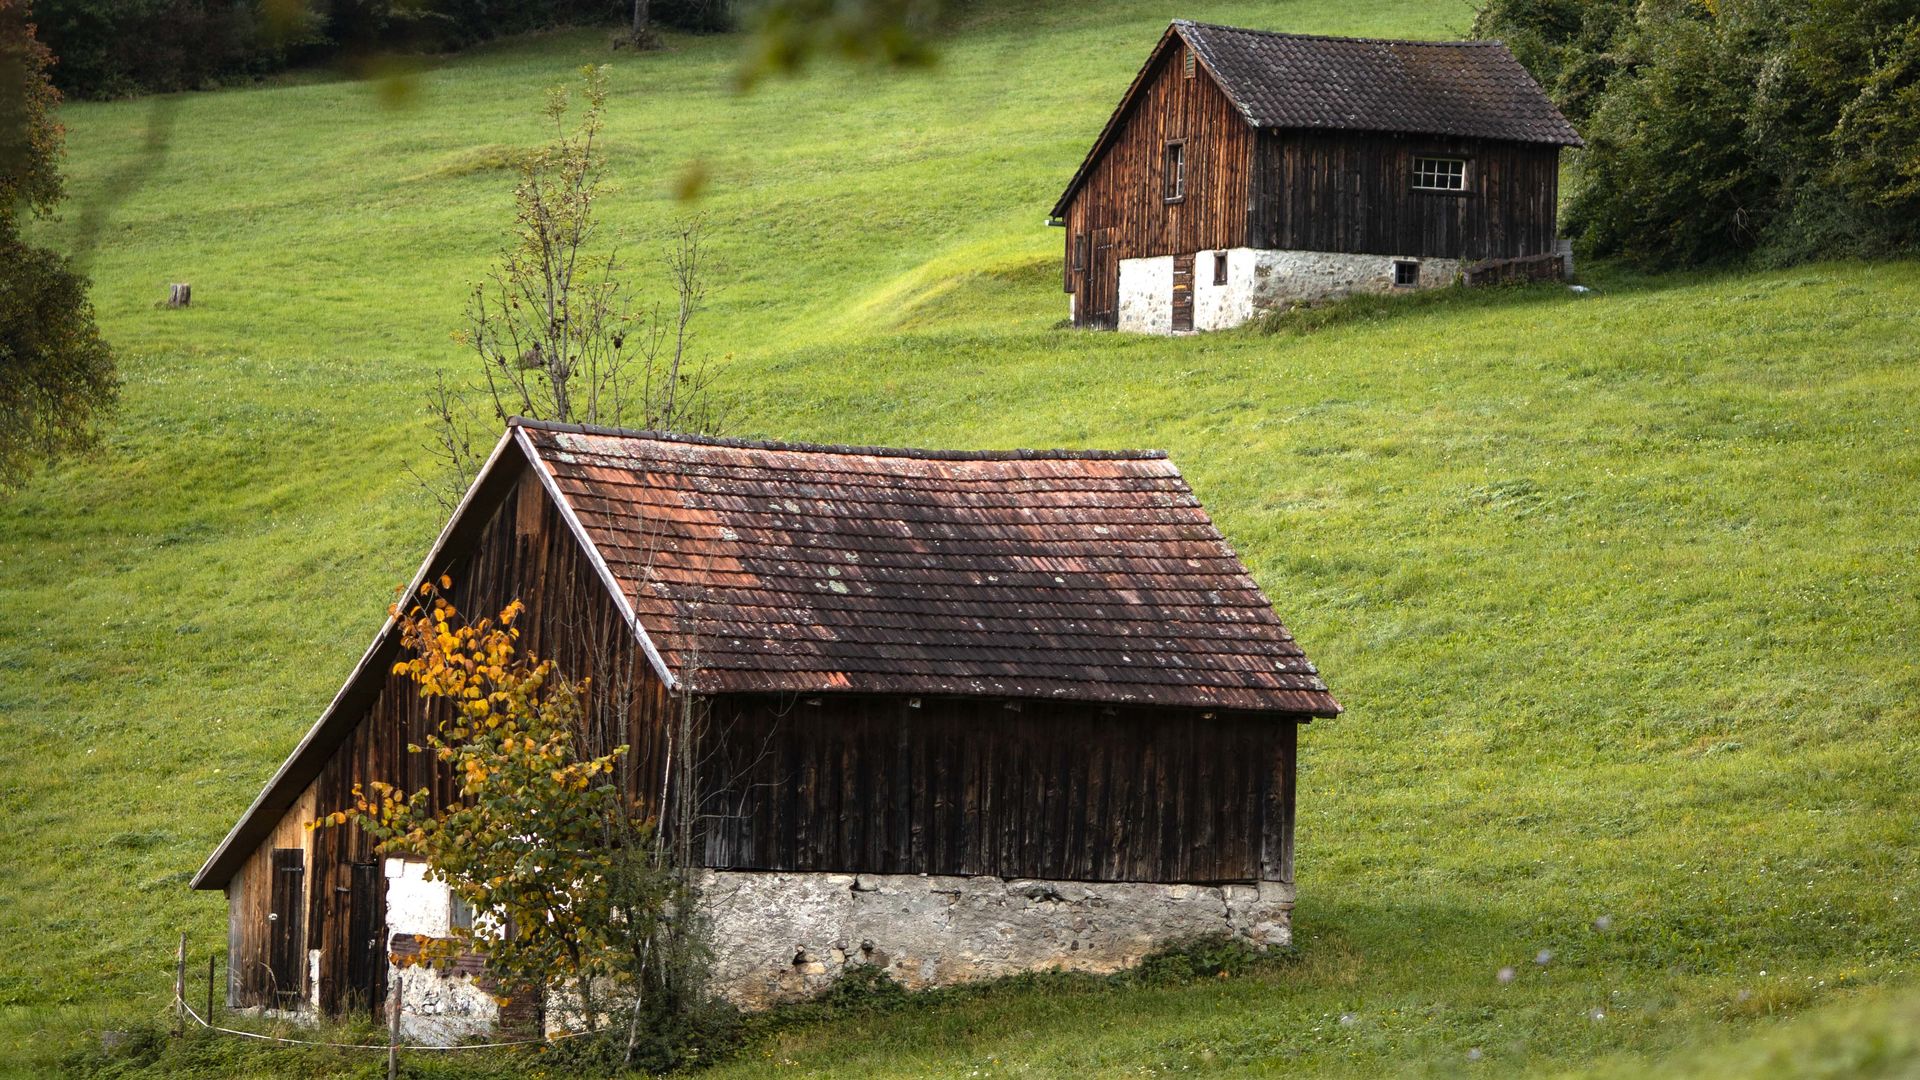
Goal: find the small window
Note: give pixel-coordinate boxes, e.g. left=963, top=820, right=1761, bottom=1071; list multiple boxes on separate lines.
left=449, top=892, right=474, bottom=932
left=1184, top=51, right=1197, bottom=79
left=1412, top=156, right=1467, bottom=192
left=1393, top=260, right=1420, bottom=287
left=1072, top=233, right=1088, bottom=273
left=1163, top=141, right=1185, bottom=203
left=1212, top=251, right=1228, bottom=286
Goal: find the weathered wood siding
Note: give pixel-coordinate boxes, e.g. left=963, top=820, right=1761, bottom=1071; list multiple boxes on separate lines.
left=229, top=457, right=1312, bottom=1016
left=1062, top=42, right=1255, bottom=326
left=697, top=694, right=1300, bottom=884
left=1250, top=131, right=1561, bottom=260
left=229, top=465, right=676, bottom=1012
left=226, top=781, right=317, bottom=1007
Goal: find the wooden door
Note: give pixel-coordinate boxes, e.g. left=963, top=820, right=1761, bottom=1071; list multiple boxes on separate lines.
left=1171, top=253, right=1195, bottom=332
left=1087, top=227, right=1118, bottom=329
left=267, top=848, right=305, bottom=1006
left=344, top=862, right=386, bottom=1019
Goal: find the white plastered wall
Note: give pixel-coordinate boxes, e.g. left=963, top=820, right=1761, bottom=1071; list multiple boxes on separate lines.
left=1116, top=255, right=1174, bottom=334
left=383, top=858, right=498, bottom=1046
left=1121, top=248, right=1466, bottom=334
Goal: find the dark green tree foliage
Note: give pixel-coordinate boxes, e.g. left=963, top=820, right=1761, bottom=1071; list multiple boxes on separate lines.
left=32, top=0, right=730, bottom=98
left=1472, top=0, right=1634, bottom=125
left=0, top=0, right=117, bottom=495
left=1478, top=0, right=1920, bottom=266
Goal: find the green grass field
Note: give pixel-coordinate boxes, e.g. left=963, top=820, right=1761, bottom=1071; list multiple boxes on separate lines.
left=5, top=1, right=1920, bottom=1075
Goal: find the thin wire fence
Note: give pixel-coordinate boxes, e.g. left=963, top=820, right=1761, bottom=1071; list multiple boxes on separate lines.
left=171, top=936, right=594, bottom=1056
left=175, top=995, right=579, bottom=1051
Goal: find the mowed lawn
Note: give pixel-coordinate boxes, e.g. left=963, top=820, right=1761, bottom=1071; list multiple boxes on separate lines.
left=4, top=0, right=1920, bottom=1075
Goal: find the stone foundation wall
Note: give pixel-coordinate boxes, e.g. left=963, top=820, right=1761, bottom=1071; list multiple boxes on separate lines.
left=698, top=870, right=1294, bottom=1010
left=376, top=866, right=1293, bottom=1035
left=1117, top=247, right=1468, bottom=334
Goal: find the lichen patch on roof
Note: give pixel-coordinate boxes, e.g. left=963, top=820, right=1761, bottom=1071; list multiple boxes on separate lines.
left=515, top=419, right=1338, bottom=715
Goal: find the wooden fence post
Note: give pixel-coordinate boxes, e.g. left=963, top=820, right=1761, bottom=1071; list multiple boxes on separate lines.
left=388, top=970, right=403, bottom=1080
left=206, top=954, right=216, bottom=1027
left=172, top=933, right=187, bottom=1037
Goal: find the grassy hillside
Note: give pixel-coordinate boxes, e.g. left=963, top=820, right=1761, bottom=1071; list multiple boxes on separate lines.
left=4, top=1, right=1919, bottom=1076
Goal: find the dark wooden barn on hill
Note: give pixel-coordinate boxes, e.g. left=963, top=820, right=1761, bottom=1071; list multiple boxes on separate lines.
left=1052, top=21, right=1583, bottom=332
left=194, top=419, right=1339, bottom=1028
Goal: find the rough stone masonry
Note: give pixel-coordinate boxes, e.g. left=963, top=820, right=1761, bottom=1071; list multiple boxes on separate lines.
left=698, top=869, right=1295, bottom=1009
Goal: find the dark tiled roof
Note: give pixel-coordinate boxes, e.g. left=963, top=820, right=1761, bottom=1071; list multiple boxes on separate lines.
left=517, top=420, right=1338, bottom=715
left=1179, top=21, right=1582, bottom=146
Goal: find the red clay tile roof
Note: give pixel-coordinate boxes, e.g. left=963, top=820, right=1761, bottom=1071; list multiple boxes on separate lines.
left=1178, top=21, right=1583, bottom=146
left=517, top=419, right=1338, bottom=715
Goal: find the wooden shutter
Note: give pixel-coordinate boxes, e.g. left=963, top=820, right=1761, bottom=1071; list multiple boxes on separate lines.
left=268, top=848, right=305, bottom=1004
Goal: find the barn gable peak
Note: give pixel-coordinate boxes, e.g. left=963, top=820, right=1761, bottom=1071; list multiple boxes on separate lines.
left=1051, top=20, right=1581, bottom=220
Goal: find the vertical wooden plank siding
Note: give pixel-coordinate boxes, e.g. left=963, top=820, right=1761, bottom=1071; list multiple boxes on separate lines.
left=230, top=469, right=676, bottom=1011
left=230, top=463, right=1318, bottom=1014
left=697, top=694, right=1307, bottom=884
left=226, top=782, right=316, bottom=1007
left=1251, top=130, right=1561, bottom=261
left=1063, top=42, right=1254, bottom=325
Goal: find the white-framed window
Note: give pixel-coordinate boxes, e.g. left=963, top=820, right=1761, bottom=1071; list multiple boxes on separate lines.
left=1412, top=156, right=1467, bottom=192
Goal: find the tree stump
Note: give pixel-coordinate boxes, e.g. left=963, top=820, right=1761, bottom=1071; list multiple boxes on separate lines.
left=166, top=283, right=191, bottom=308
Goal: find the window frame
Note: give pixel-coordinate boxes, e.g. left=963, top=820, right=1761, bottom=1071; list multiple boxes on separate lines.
left=1212, top=251, right=1228, bottom=286
left=1183, top=51, right=1197, bottom=79
left=1163, top=140, right=1187, bottom=204
left=1410, top=155, right=1469, bottom=194
left=449, top=891, right=474, bottom=932
left=1393, top=260, right=1420, bottom=287
left=1072, top=233, right=1088, bottom=273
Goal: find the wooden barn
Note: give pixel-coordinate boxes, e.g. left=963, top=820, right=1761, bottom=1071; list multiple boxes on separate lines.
left=192, top=418, right=1339, bottom=1035
left=1051, top=21, right=1584, bottom=332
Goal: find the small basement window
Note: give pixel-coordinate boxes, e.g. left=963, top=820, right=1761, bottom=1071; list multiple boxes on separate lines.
left=1213, top=251, right=1228, bottom=285
left=1164, top=141, right=1185, bottom=203
left=1412, top=156, right=1467, bottom=192
left=449, top=892, right=474, bottom=932
left=1393, top=260, right=1420, bottom=287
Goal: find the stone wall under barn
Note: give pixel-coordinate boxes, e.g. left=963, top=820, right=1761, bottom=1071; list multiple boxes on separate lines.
left=698, top=870, right=1294, bottom=1009
left=380, top=867, right=1294, bottom=1039
left=1116, top=247, right=1470, bottom=333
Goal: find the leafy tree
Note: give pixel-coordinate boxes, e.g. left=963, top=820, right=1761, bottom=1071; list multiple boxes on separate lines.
left=1479, top=0, right=1920, bottom=266
left=0, top=0, right=116, bottom=496
left=425, top=65, right=721, bottom=505
left=1827, top=18, right=1920, bottom=215
left=317, top=584, right=708, bottom=1051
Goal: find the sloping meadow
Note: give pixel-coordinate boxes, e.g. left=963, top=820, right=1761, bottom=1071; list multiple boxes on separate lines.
left=5, top=1, right=1919, bottom=1075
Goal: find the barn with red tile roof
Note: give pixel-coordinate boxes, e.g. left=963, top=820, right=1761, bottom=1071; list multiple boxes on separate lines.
left=195, top=419, right=1338, bottom=1025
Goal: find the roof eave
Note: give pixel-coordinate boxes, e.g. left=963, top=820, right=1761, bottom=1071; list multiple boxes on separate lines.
left=1051, top=22, right=1255, bottom=220
left=513, top=424, right=678, bottom=692
left=190, top=429, right=531, bottom=891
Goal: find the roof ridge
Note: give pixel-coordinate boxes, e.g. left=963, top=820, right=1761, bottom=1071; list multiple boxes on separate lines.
left=508, top=417, right=1170, bottom=462
left=1173, top=19, right=1503, bottom=48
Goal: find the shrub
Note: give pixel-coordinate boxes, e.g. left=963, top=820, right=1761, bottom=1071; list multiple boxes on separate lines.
left=1478, top=0, right=1920, bottom=268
